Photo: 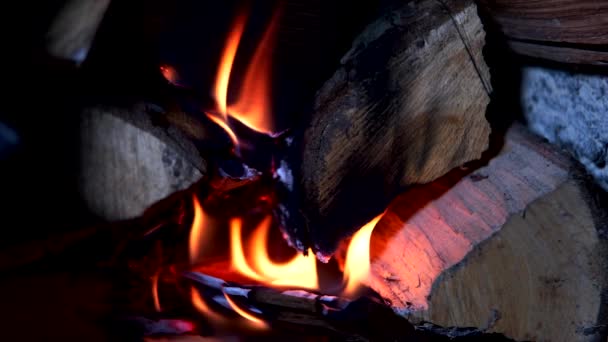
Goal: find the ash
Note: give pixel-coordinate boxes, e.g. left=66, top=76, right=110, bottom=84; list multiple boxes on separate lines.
left=522, top=66, right=608, bottom=191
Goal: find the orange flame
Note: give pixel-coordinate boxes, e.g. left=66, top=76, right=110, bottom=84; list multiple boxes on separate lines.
left=214, top=13, right=247, bottom=118
left=189, top=195, right=212, bottom=265
left=224, top=292, right=268, bottom=329
left=343, top=214, right=384, bottom=297
left=151, top=271, right=162, bottom=312
left=206, top=112, right=239, bottom=147
left=207, top=8, right=280, bottom=144
left=191, top=287, right=226, bottom=324
left=226, top=10, right=280, bottom=134
left=230, top=217, right=318, bottom=290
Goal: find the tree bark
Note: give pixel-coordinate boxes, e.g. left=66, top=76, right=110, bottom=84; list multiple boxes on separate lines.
left=356, top=124, right=608, bottom=341
left=284, top=0, right=492, bottom=257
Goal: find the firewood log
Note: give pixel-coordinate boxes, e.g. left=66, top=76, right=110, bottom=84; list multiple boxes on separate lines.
left=280, top=0, right=492, bottom=257
left=354, top=124, right=608, bottom=341
left=79, top=103, right=207, bottom=221
left=477, top=0, right=608, bottom=65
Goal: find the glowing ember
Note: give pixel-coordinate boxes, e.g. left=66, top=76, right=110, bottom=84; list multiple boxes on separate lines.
left=160, top=64, right=180, bottom=86
left=343, top=214, right=384, bottom=297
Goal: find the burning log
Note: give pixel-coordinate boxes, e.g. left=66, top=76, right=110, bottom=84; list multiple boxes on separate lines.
left=79, top=103, right=207, bottom=221
left=182, top=271, right=512, bottom=341
left=356, top=124, right=608, bottom=341
left=285, top=0, right=492, bottom=256
left=476, top=0, right=608, bottom=65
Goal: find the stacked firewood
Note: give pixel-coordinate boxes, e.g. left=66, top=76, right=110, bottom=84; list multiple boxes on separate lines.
left=11, top=0, right=607, bottom=340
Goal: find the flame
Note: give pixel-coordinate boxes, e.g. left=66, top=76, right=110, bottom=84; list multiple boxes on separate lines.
left=230, top=218, right=266, bottom=282
left=152, top=271, right=162, bottom=312
left=226, top=10, right=280, bottom=134
left=207, top=8, right=280, bottom=144
left=206, top=112, right=239, bottom=147
left=189, top=195, right=211, bottom=264
left=343, top=214, right=384, bottom=297
left=191, top=287, right=226, bottom=324
left=214, top=13, right=247, bottom=118
left=230, top=217, right=318, bottom=290
left=224, top=292, right=268, bottom=329
left=248, top=217, right=318, bottom=289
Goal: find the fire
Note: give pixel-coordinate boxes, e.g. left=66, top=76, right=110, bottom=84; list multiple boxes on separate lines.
left=224, top=292, right=268, bottom=329
left=214, top=13, right=247, bottom=117
left=184, top=193, right=385, bottom=328
left=151, top=271, right=162, bottom=312
left=189, top=195, right=211, bottom=264
left=226, top=10, right=279, bottom=134
left=343, top=214, right=384, bottom=297
left=177, top=6, right=388, bottom=330
left=230, top=217, right=318, bottom=290
left=206, top=7, right=280, bottom=150
left=191, top=287, right=226, bottom=324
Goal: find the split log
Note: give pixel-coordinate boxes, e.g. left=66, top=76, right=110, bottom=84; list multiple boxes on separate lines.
left=476, top=0, right=608, bottom=65
left=356, top=124, right=608, bottom=341
left=46, top=0, right=112, bottom=64
left=79, top=103, right=207, bottom=221
left=285, top=0, right=492, bottom=256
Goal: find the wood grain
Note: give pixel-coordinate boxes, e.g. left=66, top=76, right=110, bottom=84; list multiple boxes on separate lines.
left=79, top=104, right=206, bottom=221
left=355, top=124, right=608, bottom=341
left=293, top=0, right=492, bottom=256
left=478, top=0, right=608, bottom=45
left=477, top=0, right=608, bottom=65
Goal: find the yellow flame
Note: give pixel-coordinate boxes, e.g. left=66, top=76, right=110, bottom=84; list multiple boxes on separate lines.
left=224, top=292, right=268, bottom=329
left=189, top=195, right=212, bottom=265
left=214, top=13, right=247, bottom=117
left=249, top=217, right=318, bottom=289
left=343, top=214, right=384, bottom=297
left=230, top=218, right=266, bottom=282
left=230, top=217, right=319, bottom=290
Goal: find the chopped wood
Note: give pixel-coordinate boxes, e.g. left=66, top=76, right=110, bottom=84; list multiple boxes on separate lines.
left=477, top=0, right=608, bottom=65
left=79, top=103, right=206, bottom=221
left=348, top=124, right=608, bottom=341
left=283, top=0, right=492, bottom=257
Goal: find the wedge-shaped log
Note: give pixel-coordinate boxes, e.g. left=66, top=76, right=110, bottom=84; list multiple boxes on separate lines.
left=359, top=124, right=608, bottom=341
left=286, top=0, right=492, bottom=257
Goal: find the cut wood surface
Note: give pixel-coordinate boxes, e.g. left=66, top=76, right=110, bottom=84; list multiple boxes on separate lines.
left=355, top=124, right=608, bottom=341
left=79, top=104, right=206, bottom=221
left=294, top=0, right=492, bottom=256
left=477, top=0, right=608, bottom=65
